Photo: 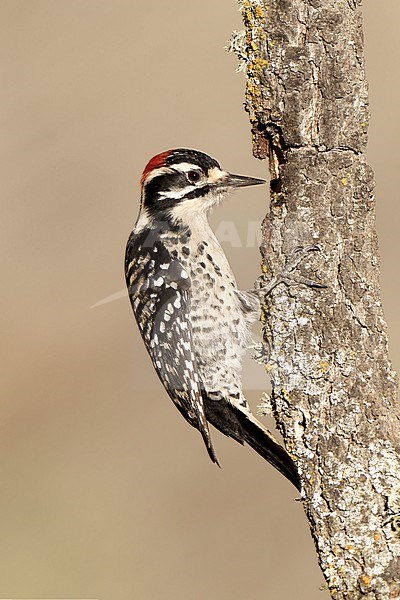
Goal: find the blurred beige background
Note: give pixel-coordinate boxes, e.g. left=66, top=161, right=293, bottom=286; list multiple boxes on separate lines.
left=1, top=2, right=399, bottom=599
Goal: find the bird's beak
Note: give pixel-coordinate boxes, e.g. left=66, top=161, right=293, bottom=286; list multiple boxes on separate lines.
left=222, top=173, right=266, bottom=188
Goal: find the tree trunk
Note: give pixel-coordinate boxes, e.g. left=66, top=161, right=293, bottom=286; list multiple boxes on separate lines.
left=236, top=1, right=400, bottom=597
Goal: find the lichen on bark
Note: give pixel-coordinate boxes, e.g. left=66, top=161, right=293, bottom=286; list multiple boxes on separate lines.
left=235, top=0, right=400, bottom=597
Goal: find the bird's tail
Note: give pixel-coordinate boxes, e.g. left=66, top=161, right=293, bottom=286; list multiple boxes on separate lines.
left=234, top=407, right=301, bottom=491
left=204, top=396, right=300, bottom=490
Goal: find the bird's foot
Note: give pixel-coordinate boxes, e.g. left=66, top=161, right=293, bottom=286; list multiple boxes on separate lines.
left=255, top=245, right=326, bottom=296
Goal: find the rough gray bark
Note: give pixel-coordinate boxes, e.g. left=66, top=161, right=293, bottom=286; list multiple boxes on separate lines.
left=235, top=1, right=400, bottom=598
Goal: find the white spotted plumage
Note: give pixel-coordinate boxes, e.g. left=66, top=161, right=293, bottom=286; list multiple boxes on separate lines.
left=125, top=148, right=301, bottom=489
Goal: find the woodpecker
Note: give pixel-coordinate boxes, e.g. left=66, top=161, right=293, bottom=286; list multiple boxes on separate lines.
left=125, top=148, right=301, bottom=490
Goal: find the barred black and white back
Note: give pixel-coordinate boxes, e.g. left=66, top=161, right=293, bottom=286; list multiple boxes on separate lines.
left=126, top=226, right=218, bottom=463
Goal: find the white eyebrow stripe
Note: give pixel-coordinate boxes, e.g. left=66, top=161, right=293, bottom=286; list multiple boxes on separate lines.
left=171, top=163, right=227, bottom=183
left=171, top=162, right=203, bottom=173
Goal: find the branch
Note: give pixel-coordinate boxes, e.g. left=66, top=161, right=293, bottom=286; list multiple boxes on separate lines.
left=236, top=0, right=400, bottom=597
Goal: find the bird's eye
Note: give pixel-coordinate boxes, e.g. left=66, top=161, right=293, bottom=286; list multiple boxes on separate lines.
left=187, top=170, right=201, bottom=184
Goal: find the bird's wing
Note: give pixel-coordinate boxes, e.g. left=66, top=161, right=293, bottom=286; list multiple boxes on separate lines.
left=125, top=230, right=219, bottom=464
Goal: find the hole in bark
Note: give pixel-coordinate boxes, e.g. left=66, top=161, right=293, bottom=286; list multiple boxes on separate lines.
left=263, top=123, right=287, bottom=160
left=270, top=178, right=282, bottom=193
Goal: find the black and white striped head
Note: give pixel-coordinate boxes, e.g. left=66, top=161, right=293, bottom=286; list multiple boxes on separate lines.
left=138, top=148, right=265, bottom=226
